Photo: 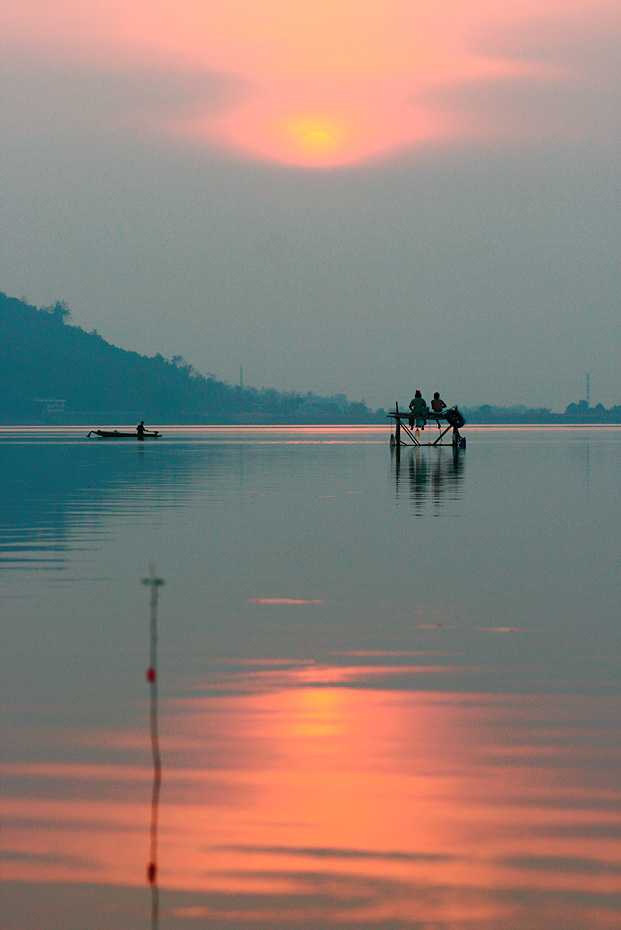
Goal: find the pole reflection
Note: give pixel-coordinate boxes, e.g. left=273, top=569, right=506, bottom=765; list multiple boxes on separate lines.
left=2, top=659, right=618, bottom=929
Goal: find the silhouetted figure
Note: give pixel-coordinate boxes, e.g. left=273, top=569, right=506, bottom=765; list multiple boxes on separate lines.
left=137, top=420, right=146, bottom=439
left=409, top=390, right=427, bottom=429
left=430, top=392, right=446, bottom=414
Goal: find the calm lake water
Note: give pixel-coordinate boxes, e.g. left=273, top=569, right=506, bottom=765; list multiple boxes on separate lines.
left=1, top=425, right=619, bottom=929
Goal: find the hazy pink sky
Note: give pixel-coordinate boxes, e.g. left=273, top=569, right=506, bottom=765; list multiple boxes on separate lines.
left=2, top=0, right=620, bottom=405
left=5, top=0, right=616, bottom=164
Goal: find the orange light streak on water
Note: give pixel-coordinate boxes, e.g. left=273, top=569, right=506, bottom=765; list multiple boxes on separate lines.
left=1, top=665, right=619, bottom=927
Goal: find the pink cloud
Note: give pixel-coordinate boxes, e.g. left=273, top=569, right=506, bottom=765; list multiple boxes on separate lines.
left=3, top=0, right=620, bottom=161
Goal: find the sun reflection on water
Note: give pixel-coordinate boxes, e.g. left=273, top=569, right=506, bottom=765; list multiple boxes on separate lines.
left=2, top=658, right=619, bottom=928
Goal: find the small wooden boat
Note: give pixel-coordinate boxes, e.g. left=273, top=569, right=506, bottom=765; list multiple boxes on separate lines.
left=87, top=429, right=162, bottom=439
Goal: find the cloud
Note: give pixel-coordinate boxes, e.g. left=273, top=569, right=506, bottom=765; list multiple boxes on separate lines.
left=4, top=1, right=620, bottom=162
left=1, top=54, right=252, bottom=143
left=419, top=10, right=621, bottom=147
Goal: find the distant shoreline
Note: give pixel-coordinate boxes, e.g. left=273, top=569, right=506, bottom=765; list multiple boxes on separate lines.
left=2, top=292, right=619, bottom=427
left=1, top=419, right=620, bottom=431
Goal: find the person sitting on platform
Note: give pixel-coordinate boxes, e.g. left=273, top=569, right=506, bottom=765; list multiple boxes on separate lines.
left=409, top=390, right=427, bottom=429
left=430, top=392, right=446, bottom=413
left=430, top=392, right=447, bottom=429
left=137, top=420, right=146, bottom=438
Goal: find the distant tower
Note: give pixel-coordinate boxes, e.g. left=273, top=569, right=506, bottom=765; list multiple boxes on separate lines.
left=586, top=372, right=590, bottom=407
left=239, top=365, right=244, bottom=390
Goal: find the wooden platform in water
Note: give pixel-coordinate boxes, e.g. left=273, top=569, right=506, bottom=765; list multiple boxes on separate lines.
left=387, top=405, right=466, bottom=449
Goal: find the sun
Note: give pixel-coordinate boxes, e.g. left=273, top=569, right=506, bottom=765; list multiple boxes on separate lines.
left=301, top=129, right=337, bottom=154
left=179, top=102, right=440, bottom=167
left=281, top=115, right=348, bottom=165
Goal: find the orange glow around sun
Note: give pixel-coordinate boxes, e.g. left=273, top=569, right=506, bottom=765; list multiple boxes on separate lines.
left=5, top=0, right=618, bottom=164
left=193, top=95, right=445, bottom=166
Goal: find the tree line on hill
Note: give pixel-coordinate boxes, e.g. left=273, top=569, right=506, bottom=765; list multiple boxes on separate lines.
left=464, top=402, right=621, bottom=424
left=1, top=292, right=618, bottom=425
left=0, top=293, right=381, bottom=424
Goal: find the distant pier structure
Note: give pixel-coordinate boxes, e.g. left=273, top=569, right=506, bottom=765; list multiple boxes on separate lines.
left=388, top=403, right=466, bottom=452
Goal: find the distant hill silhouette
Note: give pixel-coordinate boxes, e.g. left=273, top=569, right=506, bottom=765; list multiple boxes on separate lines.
left=2, top=293, right=618, bottom=425
left=0, top=293, right=382, bottom=424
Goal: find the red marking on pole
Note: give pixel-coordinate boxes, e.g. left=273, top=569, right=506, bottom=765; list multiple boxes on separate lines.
left=142, top=566, right=165, bottom=930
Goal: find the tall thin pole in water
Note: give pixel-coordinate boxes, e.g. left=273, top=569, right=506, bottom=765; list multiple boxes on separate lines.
left=143, top=565, right=165, bottom=930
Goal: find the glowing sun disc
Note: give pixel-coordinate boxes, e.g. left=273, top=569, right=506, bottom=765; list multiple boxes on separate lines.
left=302, top=129, right=337, bottom=152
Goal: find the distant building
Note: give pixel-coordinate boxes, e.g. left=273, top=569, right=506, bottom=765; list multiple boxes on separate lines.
left=33, top=398, right=66, bottom=413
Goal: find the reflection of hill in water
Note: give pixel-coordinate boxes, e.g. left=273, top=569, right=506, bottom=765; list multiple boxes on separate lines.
left=393, top=447, right=465, bottom=513
left=0, top=438, right=243, bottom=568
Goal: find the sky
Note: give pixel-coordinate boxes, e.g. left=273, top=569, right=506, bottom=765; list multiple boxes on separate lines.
left=1, top=0, right=620, bottom=409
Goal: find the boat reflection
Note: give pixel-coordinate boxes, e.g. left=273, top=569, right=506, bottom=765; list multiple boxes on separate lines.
left=2, top=658, right=618, bottom=929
